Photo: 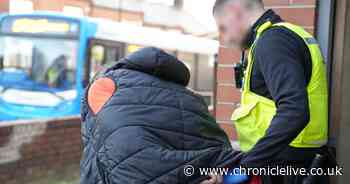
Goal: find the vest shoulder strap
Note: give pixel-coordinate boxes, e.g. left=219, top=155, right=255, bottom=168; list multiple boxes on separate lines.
left=272, top=22, right=317, bottom=45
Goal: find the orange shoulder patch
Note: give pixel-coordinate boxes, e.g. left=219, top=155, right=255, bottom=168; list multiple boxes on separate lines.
left=88, top=77, right=116, bottom=115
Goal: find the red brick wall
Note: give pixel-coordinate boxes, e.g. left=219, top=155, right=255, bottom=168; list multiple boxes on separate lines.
left=2, top=0, right=144, bottom=23
left=91, top=6, right=144, bottom=23
left=0, top=0, right=9, bottom=13
left=32, top=0, right=91, bottom=13
left=215, top=0, right=317, bottom=140
left=0, top=117, right=82, bottom=184
left=90, top=6, right=124, bottom=21
left=32, top=0, right=64, bottom=12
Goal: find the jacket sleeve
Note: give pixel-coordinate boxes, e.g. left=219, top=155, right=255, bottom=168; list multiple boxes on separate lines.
left=240, top=29, right=310, bottom=167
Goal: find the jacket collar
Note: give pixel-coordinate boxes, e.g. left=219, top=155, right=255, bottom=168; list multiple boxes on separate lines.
left=242, top=9, right=283, bottom=49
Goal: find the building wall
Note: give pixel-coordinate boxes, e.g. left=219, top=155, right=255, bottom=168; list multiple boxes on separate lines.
left=1, top=0, right=144, bottom=24
left=0, top=117, right=81, bottom=184
left=215, top=0, right=317, bottom=140
left=3, top=0, right=185, bottom=31
left=32, top=0, right=64, bottom=12
left=0, top=0, right=9, bottom=12
left=90, top=6, right=144, bottom=23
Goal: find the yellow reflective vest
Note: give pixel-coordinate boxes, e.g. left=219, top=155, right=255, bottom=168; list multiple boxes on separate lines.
left=231, top=21, right=328, bottom=152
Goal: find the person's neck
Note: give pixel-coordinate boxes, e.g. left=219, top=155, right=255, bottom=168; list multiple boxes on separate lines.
left=240, top=9, right=266, bottom=51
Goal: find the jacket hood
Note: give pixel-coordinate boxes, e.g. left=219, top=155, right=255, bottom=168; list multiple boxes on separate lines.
left=111, top=47, right=190, bottom=86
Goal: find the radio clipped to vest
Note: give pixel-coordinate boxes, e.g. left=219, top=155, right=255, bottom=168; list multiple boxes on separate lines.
left=234, top=52, right=246, bottom=89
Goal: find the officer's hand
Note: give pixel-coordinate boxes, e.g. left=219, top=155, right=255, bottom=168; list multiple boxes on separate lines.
left=200, top=174, right=223, bottom=184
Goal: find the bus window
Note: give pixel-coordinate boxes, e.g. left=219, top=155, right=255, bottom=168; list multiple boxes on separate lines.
left=0, top=36, right=78, bottom=91
left=87, top=39, right=125, bottom=81
left=90, top=45, right=105, bottom=78
left=105, top=47, right=121, bottom=63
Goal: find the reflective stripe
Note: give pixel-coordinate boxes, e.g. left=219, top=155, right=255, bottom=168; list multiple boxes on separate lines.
left=232, top=22, right=328, bottom=152
left=305, top=37, right=318, bottom=45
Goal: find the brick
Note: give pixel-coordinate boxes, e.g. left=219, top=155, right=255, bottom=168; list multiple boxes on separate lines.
left=0, top=172, right=12, bottom=181
left=304, top=27, right=314, bottom=35
left=91, top=6, right=119, bottom=21
left=0, top=117, right=84, bottom=183
left=219, top=123, right=237, bottom=140
left=120, top=11, right=144, bottom=22
left=263, top=0, right=289, bottom=6
left=218, top=48, right=241, bottom=65
left=217, top=66, right=235, bottom=84
left=64, top=127, right=80, bottom=134
left=273, top=7, right=315, bottom=27
left=216, top=85, right=241, bottom=103
left=0, top=126, right=13, bottom=146
left=0, top=0, right=9, bottom=12
left=34, top=0, right=63, bottom=11
left=47, top=121, right=66, bottom=129
left=216, top=104, right=236, bottom=121
left=90, top=6, right=143, bottom=23
left=289, top=0, right=316, bottom=5
left=0, top=162, right=18, bottom=174
left=63, top=120, right=81, bottom=127
left=64, top=0, right=91, bottom=13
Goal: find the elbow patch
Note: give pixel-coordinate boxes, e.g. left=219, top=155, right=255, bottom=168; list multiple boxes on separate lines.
left=88, top=77, right=116, bottom=115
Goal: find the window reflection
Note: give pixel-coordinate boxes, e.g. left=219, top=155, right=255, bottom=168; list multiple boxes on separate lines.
left=0, top=36, right=78, bottom=91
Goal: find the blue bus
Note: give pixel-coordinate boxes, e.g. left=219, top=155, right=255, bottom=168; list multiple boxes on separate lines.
left=0, top=12, right=219, bottom=121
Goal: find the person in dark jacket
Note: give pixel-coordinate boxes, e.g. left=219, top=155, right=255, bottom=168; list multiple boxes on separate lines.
left=202, top=0, right=331, bottom=184
left=80, top=47, right=242, bottom=184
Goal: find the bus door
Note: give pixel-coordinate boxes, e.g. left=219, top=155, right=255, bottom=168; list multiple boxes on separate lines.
left=85, top=39, right=125, bottom=85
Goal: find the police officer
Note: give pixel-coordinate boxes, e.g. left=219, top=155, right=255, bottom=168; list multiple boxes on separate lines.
left=201, top=0, right=329, bottom=184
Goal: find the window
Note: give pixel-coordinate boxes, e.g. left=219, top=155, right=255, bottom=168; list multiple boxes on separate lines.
left=177, top=52, right=196, bottom=89
left=0, top=36, right=79, bottom=107
left=197, top=54, right=215, bottom=91
left=88, top=40, right=125, bottom=81
left=177, top=51, right=215, bottom=106
left=9, top=0, right=33, bottom=14
left=63, top=6, right=84, bottom=17
left=90, top=45, right=105, bottom=78
left=89, top=44, right=121, bottom=78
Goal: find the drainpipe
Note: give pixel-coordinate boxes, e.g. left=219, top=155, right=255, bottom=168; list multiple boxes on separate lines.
left=174, top=0, right=183, bottom=9
left=213, top=54, right=218, bottom=117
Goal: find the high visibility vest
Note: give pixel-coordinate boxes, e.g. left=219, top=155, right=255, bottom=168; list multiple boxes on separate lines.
left=231, top=21, right=328, bottom=152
